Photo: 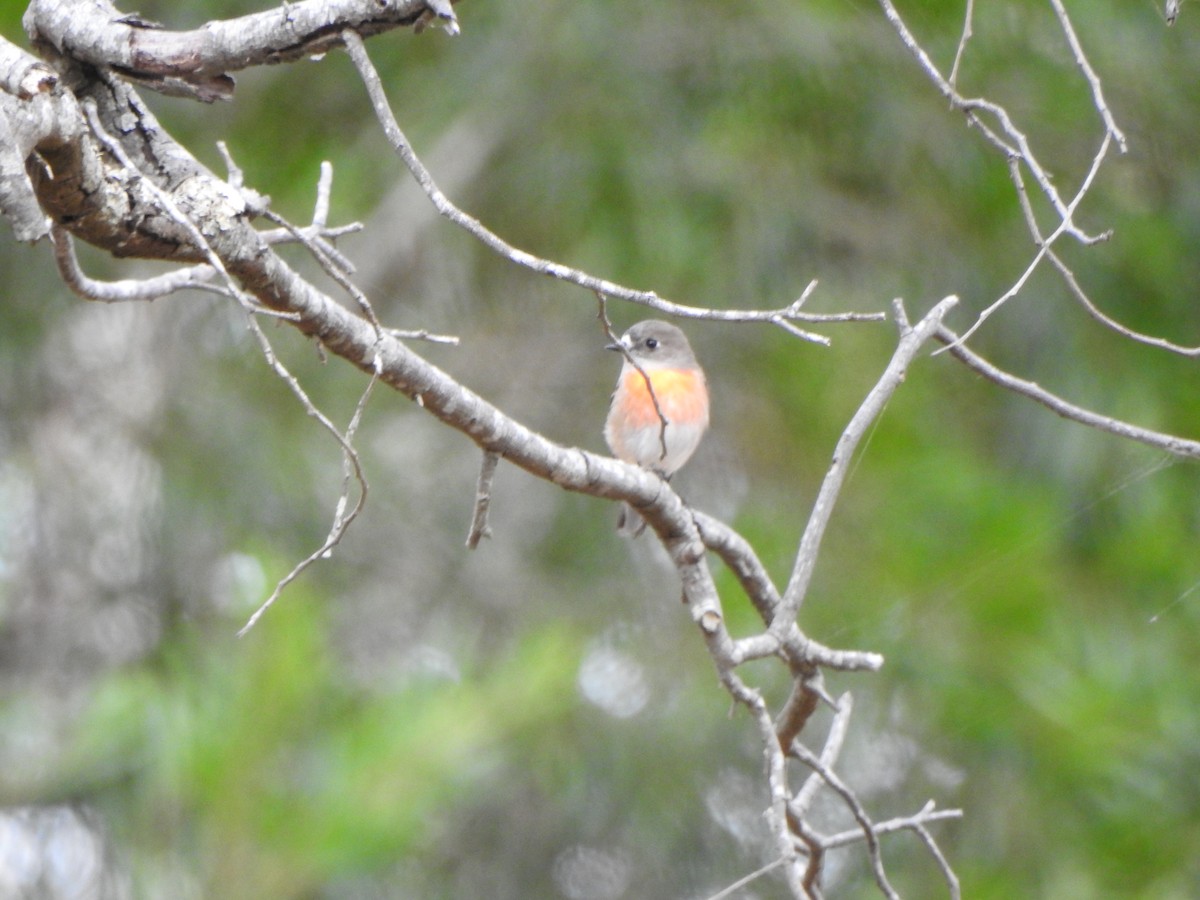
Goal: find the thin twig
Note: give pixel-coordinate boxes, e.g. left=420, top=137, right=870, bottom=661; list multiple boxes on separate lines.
left=248, top=155, right=380, bottom=335
left=216, top=140, right=245, bottom=189
left=383, top=327, right=461, bottom=345
left=313, top=159, right=334, bottom=227
left=934, top=324, right=1200, bottom=459
left=1048, top=0, right=1127, bottom=152
left=259, top=221, right=363, bottom=246
left=50, top=224, right=228, bottom=303
left=219, top=143, right=362, bottom=272
left=1047, top=249, right=1200, bottom=355
left=876, top=0, right=1084, bottom=231
left=876, top=0, right=1120, bottom=242
left=791, top=692, right=853, bottom=816
left=702, top=856, right=788, bottom=900
left=820, top=805, right=963, bottom=849
left=84, top=95, right=376, bottom=635
left=237, top=364, right=376, bottom=636
left=948, top=0, right=974, bottom=88
left=878, top=0, right=1132, bottom=353
left=941, top=130, right=1116, bottom=350
left=262, top=208, right=360, bottom=279
left=910, top=807, right=962, bottom=900
left=1006, top=155, right=1200, bottom=356
left=722, top=671, right=809, bottom=898
left=341, top=29, right=878, bottom=338
left=465, top=450, right=500, bottom=548
left=790, top=742, right=899, bottom=900
left=332, top=369, right=377, bottom=537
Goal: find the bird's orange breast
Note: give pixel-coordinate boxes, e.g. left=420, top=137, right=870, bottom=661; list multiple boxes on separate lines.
left=617, top=368, right=708, bottom=428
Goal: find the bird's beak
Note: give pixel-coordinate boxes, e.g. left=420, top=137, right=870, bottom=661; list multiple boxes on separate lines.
left=605, top=335, right=628, bottom=352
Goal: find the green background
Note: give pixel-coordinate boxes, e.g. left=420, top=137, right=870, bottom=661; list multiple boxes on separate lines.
left=2, top=0, right=1199, bottom=897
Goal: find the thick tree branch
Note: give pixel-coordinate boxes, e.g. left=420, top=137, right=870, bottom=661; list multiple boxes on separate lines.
left=23, top=0, right=454, bottom=101
left=0, top=37, right=77, bottom=241
left=0, top=32, right=56, bottom=98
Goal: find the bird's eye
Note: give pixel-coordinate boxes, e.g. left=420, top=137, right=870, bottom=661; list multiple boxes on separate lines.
left=645, top=338, right=659, bottom=350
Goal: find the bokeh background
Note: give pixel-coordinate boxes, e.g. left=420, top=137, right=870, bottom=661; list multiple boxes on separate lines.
left=2, top=0, right=1200, bottom=897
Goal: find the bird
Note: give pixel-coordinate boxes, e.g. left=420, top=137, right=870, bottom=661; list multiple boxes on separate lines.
left=604, top=319, right=710, bottom=536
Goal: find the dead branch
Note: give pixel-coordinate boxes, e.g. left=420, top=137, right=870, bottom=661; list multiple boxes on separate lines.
left=465, top=450, right=499, bottom=548
left=340, top=30, right=881, bottom=339
left=23, top=0, right=454, bottom=102
left=935, top=324, right=1200, bottom=459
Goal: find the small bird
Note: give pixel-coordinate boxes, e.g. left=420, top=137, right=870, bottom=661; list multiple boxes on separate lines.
left=604, top=320, right=710, bottom=536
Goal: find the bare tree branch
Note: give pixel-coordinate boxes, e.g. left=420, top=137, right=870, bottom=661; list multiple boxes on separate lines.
left=703, top=856, right=789, bottom=900
left=1005, top=155, right=1200, bottom=357
left=340, top=30, right=881, bottom=339
left=1049, top=0, right=1127, bottom=151
left=791, top=692, right=853, bottom=818
left=877, top=0, right=1129, bottom=350
left=942, top=129, right=1117, bottom=349
left=820, top=804, right=963, bottom=850
left=774, top=296, right=959, bottom=632
left=237, top=361, right=376, bottom=636
left=690, top=511, right=884, bottom=674
left=877, top=0, right=1119, bottom=240
left=947, top=0, right=974, bottom=88
left=909, top=806, right=962, bottom=900
left=791, top=741, right=900, bottom=900
left=24, top=0, right=453, bottom=102
left=722, top=670, right=810, bottom=897
left=50, top=224, right=224, bottom=302
left=0, top=36, right=77, bottom=241
left=465, top=450, right=499, bottom=548
left=0, top=33, right=57, bottom=99
left=935, top=324, right=1200, bottom=459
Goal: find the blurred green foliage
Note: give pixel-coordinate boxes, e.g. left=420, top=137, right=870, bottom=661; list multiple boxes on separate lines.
left=2, top=0, right=1200, bottom=897
left=68, top=600, right=581, bottom=895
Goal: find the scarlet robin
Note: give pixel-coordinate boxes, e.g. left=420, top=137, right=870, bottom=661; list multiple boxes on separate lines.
left=604, top=320, right=710, bottom=535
